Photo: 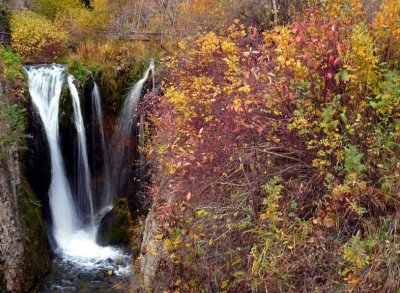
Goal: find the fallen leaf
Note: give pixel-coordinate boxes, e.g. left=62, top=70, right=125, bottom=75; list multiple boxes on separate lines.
left=323, top=216, right=335, bottom=228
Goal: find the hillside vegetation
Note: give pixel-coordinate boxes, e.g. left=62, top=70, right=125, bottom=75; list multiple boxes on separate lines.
left=144, top=0, right=400, bottom=292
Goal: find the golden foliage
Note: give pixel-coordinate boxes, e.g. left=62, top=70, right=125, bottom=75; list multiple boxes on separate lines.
left=57, top=0, right=110, bottom=45
left=372, top=0, right=400, bottom=68
left=10, top=11, right=68, bottom=63
left=33, top=0, right=82, bottom=20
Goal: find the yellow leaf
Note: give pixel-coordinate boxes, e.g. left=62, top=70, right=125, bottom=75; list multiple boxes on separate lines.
left=221, top=280, right=229, bottom=289
left=154, top=233, right=164, bottom=240
left=164, top=239, right=174, bottom=250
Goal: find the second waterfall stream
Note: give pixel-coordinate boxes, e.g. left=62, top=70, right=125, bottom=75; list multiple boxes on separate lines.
left=24, top=60, right=154, bottom=277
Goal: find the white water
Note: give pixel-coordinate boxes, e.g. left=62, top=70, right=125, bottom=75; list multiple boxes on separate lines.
left=92, top=82, right=112, bottom=211
left=26, top=61, right=155, bottom=284
left=26, top=65, right=127, bottom=264
left=26, top=65, right=78, bottom=242
left=68, top=75, right=95, bottom=230
left=110, top=59, right=155, bottom=200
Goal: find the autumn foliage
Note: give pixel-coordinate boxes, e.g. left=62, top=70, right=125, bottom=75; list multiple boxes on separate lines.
left=10, top=11, right=68, bottom=63
left=145, top=0, right=400, bottom=291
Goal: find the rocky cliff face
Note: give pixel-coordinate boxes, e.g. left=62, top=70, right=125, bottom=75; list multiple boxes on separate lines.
left=137, top=207, right=171, bottom=292
left=0, top=145, right=27, bottom=292
left=0, top=70, right=51, bottom=293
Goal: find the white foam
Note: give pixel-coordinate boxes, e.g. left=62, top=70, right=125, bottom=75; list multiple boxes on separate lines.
left=57, top=230, right=116, bottom=259
left=56, top=229, right=131, bottom=275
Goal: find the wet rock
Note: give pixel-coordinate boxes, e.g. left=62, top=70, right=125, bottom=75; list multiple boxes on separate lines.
left=114, top=257, right=124, bottom=266
left=77, top=272, right=92, bottom=281
left=97, top=198, right=132, bottom=246
left=39, top=255, right=131, bottom=293
left=24, top=106, right=51, bottom=223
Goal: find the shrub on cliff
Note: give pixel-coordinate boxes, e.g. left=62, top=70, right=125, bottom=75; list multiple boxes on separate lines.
left=0, top=47, right=23, bottom=81
left=10, top=11, right=68, bottom=63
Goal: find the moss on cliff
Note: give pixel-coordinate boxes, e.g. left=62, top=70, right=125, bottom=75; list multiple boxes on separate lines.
left=97, top=198, right=133, bottom=246
left=17, top=179, right=51, bottom=285
left=109, top=198, right=132, bottom=244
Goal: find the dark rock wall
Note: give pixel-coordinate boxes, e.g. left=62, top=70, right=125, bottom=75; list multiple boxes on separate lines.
left=24, top=109, right=51, bottom=224
left=0, top=144, right=26, bottom=293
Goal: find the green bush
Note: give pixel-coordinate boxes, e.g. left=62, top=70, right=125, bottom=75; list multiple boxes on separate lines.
left=0, top=100, right=28, bottom=150
left=0, top=47, right=23, bottom=81
left=66, top=55, right=91, bottom=84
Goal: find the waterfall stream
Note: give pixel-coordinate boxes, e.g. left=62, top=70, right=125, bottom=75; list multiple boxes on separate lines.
left=68, top=75, right=95, bottom=231
left=25, top=65, right=78, bottom=242
left=92, top=82, right=112, bottom=216
left=25, top=65, right=129, bottom=272
left=25, top=60, right=154, bottom=291
left=109, top=59, right=154, bottom=202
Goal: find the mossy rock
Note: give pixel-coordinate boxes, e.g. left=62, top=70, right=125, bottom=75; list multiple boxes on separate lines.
left=130, top=218, right=145, bottom=259
left=17, top=179, right=52, bottom=285
left=97, top=198, right=132, bottom=246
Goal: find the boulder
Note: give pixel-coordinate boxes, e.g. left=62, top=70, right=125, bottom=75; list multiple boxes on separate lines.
left=97, top=198, right=132, bottom=246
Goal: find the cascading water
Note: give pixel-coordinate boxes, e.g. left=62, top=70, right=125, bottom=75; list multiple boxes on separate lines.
left=109, top=59, right=155, bottom=201
left=68, top=75, right=95, bottom=230
left=25, top=64, right=78, bottom=243
left=26, top=65, right=129, bottom=266
left=91, top=82, right=112, bottom=215
left=25, top=61, right=155, bottom=291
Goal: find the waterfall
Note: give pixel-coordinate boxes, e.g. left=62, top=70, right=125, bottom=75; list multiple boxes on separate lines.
left=68, top=75, right=95, bottom=231
left=25, top=65, right=78, bottom=245
left=91, top=82, right=112, bottom=215
left=26, top=65, right=121, bottom=261
left=25, top=61, right=154, bottom=275
left=109, top=59, right=155, bottom=202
